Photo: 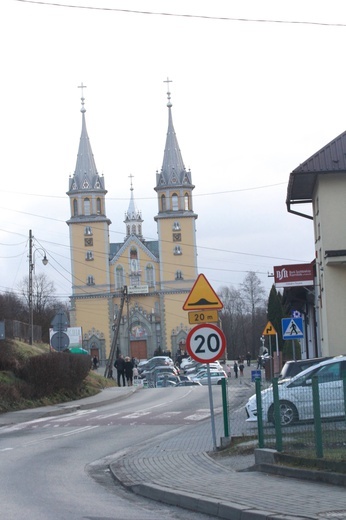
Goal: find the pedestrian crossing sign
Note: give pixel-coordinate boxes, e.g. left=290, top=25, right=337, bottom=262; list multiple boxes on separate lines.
left=282, top=317, right=304, bottom=340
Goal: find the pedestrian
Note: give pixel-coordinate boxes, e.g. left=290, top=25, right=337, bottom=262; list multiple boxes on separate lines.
left=92, top=356, right=98, bottom=370
left=132, top=365, right=138, bottom=384
left=225, top=363, right=231, bottom=378
left=233, top=361, right=238, bottom=379
left=246, top=352, right=251, bottom=366
left=114, top=354, right=126, bottom=387
left=257, top=355, right=262, bottom=369
left=239, top=361, right=244, bottom=377
left=124, top=356, right=134, bottom=386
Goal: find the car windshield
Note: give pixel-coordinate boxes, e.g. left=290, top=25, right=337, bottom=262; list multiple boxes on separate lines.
left=289, top=361, right=345, bottom=387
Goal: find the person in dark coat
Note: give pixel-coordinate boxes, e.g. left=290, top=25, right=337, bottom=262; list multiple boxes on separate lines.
left=233, top=361, right=239, bottom=379
left=114, top=354, right=126, bottom=387
left=246, top=352, right=251, bottom=367
left=124, top=356, right=134, bottom=386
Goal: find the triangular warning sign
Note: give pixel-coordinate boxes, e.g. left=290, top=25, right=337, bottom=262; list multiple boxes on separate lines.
left=283, top=319, right=303, bottom=337
left=183, top=274, right=223, bottom=311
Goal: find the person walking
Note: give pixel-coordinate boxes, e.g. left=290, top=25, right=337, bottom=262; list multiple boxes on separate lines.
left=246, top=352, right=251, bottom=367
left=239, top=360, right=244, bottom=377
left=92, top=356, right=98, bottom=370
left=114, top=354, right=126, bottom=387
left=124, top=356, right=134, bottom=386
left=233, top=360, right=239, bottom=379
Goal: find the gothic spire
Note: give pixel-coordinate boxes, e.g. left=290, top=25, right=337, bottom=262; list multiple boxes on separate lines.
left=124, top=175, right=143, bottom=239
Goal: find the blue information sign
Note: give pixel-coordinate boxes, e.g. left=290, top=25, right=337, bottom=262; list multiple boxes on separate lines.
left=282, top=317, right=304, bottom=340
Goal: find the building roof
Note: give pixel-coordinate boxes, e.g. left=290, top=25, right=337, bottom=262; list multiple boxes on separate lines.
left=155, top=85, right=194, bottom=189
left=286, top=130, right=346, bottom=214
left=67, top=94, right=106, bottom=194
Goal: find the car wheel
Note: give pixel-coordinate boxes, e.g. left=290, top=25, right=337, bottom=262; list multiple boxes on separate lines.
left=268, top=400, right=298, bottom=426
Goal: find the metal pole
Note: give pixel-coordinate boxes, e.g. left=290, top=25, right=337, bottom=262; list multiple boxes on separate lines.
left=207, top=364, right=217, bottom=451
left=29, top=230, right=33, bottom=345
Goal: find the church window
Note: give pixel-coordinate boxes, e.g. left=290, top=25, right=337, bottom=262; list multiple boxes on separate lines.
left=184, top=193, right=189, bottom=210
left=146, top=264, right=155, bottom=287
left=138, top=224, right=142, bottom=235
left=96, top=198, right=101, bottom=214
left=172, top=193, right=179, bottom=211
left=84, top=198, right=91, bottom=215
left=87, top=275, right=95, bottom=285
left=126, top=224, right=130, bottom=236
left=131, top=224, right=136, bottom=234
left=175, top=270, right=183, bottom=280
left=173, top=221, right=180, bottom=231
left=85, top=226, right=92, bottom=235
left=174, top=245, right=182, bottom=255
left=86, top=251, right=94, bottom=261
left=161, top=194, right=166, bottom=211
left=73, top=199, right=78, bottom=216
left=130, top=248, right=139, bottom=273
left=116, top=266, right=124, bottom=289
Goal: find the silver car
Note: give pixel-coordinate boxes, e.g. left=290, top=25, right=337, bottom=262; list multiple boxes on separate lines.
left=245, top=356, right=346, bottom=426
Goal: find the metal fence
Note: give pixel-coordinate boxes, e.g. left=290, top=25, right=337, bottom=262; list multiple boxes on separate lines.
left=253, top=376, right=346, bottom=460
left=2, top=319, right=42, bottom=343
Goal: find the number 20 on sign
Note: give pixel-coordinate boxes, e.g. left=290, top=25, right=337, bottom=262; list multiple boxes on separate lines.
left=186, top=323, right=226, bottom=363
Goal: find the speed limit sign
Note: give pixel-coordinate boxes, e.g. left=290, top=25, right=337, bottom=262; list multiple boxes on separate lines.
left=186, top=324, right=226, bottom=363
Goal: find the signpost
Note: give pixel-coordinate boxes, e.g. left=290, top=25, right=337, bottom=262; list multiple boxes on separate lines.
left=282, top=317, right=304, bottom=361
left=183, top=274, right=225, bottom=450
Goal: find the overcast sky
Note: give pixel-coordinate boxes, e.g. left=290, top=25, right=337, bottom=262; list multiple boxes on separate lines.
left=1, top=0, right=346, bottom=302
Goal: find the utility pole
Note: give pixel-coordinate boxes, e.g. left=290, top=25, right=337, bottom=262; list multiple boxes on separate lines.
left=28, top=230, right=34, bottom=345
left=104, top=286, right=127, bottom=378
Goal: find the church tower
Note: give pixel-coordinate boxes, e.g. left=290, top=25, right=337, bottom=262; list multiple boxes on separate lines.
left=154, top=80, right=198, bottom=352
left=66, top=86, right=112, bottom=360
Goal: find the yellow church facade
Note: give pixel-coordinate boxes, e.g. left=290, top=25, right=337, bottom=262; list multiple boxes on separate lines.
left=66, top=86, right=198, bottom=364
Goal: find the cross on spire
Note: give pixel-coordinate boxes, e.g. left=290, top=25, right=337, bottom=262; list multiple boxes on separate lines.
left=163, top=77, right=172, bottom=107
left=78, top=82, right=87, bottom=112
left=129, top=173, right=134, bottom=191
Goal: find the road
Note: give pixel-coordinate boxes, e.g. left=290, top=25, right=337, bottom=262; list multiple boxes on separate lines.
left=0, top=382, right=253, bottom=520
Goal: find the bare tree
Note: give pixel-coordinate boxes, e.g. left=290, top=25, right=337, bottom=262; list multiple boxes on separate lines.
left=240, top=272, right=266, bottom=358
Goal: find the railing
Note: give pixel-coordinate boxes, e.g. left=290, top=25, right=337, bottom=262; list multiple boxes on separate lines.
left=3, top=319, right=42, bottom=343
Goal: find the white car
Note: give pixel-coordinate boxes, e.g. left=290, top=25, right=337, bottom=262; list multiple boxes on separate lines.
left=191, top=370, right=227, bottom=385
left=245, top=356, right=346, bottom=426
left=184, top=362, right=222, bottom=375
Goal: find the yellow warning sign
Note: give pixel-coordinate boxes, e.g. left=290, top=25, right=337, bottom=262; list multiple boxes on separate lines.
left=188, top=310, right=219, bottom=324
left=183, top=274, right=223, bottom=311
left=262, top=321, right=277, bottom=336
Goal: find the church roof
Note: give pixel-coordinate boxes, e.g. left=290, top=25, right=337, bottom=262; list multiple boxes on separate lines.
left=110, top=238, right=159, bottom=262
left=287, top=129, right=346, bottom=208
left=156, top=85, right=193, bottom=189
left=68, top=93, right=106, bottom=193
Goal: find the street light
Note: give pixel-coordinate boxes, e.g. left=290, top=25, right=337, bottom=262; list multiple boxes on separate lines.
left=28, top=230, right=48, bottom=345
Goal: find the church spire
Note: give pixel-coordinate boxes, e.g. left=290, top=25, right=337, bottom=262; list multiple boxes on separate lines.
left=156, top=78, right=193, bottom=189
left=68, top=84, right=105, bottom=193
left=124, top=175, right=143, bottom=240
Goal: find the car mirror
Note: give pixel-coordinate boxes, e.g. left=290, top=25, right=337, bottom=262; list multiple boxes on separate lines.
left=305, top=379, right=312, bottom=386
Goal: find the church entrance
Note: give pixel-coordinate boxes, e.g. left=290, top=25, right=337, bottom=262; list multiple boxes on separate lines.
left=130, top=340, right=147, bottom=361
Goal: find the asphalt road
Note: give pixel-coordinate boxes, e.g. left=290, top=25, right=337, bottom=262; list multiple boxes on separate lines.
left=0, top=383, right=252, bottom=520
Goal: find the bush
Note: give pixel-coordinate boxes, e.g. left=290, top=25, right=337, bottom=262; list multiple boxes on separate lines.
left=20, top=352, right=91, bottom=398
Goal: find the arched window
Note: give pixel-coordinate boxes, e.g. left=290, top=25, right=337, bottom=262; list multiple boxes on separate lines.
left=126, top=224, right=130, bottom=236
left=96, top=198, right=101, bottom=214
left=174, top=245, right=182, bottom=255
left=146, top=264, right=155, bottom=287
left=86, top=251, right=94, bottom=261
left=175, top=270, right=183, bottom=280
left=161, top=194, right=166, bottom=211
left=172, top=193, right=179, bottom=211
left=184, top=193, right=189, bottom=210
left=116, top=266, right=124, bottom=289
left=73, top=199, right=78, bottom=216
left=131, top=224, right=136, bottom=234
left=172, top=221, right=180, bottom=231
left=85, top=226, right=92, bottom=235
left=84, top=198, right=91, bottom=215
left=87, top=275, right=95, bottom=285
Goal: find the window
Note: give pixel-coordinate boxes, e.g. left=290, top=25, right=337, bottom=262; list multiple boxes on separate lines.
left=173, top=221, right=180, bottom=231
left=174, top=245, right=182, bottom=255
left=86, top=251, right=94, bottom=261
left=116, top=266, right=124, bottom=289
left=85, top=226, right=92, bottom=235
left=146, top=264, right=155, bottom=286
left=184, top=193, right=189, bottom=210
left=172, top=193, right=179, bottom=211
left=175, top=270, right=183, bottom=280
left=73, top=199, right=78, bottom=216
left=161, top=194, right=166, bottom=211
left=96, top=198, right=101, bottom=214
left=87, top=275, right=95, bottom=285
left=84, top=198, right=91, bottom=215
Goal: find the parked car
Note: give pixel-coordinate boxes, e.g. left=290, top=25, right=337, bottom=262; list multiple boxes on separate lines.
left=155, top=374, right=180, bottom=387
left=156, top=379, right=177, bottom=387
left=142, top=365, right=179, bottom=382
left=175, top=380, right=202, bottom=387
left=279, top=357, right=331, bottom=380
left=191, top=370, right=227, bottom=385
left=184, top=361, right=222, bottom=375
left=138, top=356, right=174, bottom=376
left=245, top=356, right=346, bottom=426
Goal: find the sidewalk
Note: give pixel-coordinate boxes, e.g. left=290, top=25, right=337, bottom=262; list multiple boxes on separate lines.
left=1, top=382, right=345, bottom=520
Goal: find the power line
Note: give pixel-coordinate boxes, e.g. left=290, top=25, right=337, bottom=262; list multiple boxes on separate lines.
left=14, top=0, right=346, bottom=29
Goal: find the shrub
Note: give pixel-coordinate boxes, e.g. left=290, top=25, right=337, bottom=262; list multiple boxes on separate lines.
left=20, top=352, right=91, bottom=398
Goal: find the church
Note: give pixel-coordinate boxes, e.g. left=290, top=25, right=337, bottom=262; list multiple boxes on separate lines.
left=66, top=85, right=198, bottom=364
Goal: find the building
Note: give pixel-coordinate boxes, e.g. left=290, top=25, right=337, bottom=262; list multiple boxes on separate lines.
left=286, top=130, right=346, bottom=357
left=66, top=86, right=198, bottom=363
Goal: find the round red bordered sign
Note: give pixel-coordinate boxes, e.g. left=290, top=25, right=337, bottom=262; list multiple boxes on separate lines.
left=186, top=323, right=226, bottom=363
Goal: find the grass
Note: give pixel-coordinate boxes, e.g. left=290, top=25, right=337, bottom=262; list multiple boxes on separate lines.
left=0, top=339, right=116, bottom=413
